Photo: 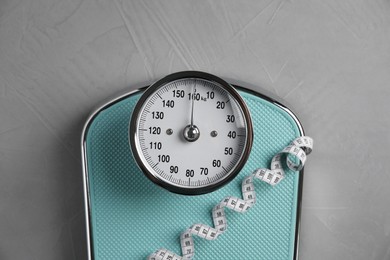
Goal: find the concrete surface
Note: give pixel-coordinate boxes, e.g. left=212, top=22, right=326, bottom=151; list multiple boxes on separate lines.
left=1, top=0, right=389, bottom=259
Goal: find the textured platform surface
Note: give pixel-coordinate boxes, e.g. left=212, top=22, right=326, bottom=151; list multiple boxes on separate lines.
left=84, top=89, right=301, bottom=259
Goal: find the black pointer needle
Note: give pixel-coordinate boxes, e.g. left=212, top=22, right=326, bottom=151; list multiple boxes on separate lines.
left=190, top=85, right=196, bottom=126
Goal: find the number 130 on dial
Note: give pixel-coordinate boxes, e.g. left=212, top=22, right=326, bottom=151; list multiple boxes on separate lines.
left=130, top=71, right=253, bottom=195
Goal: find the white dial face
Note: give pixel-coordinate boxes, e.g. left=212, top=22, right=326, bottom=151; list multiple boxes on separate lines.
left=132, top=77, right=252, bottom=194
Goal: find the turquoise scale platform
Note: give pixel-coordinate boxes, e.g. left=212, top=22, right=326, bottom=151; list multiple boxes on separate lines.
left=82, top=87, right=303, bottom=259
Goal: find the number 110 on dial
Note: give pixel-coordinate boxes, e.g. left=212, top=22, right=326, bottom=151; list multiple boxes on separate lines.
left=130, top=71, right=253, bottom=195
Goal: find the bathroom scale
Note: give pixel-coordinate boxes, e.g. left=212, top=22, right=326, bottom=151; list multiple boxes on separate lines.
left=81, top=71, right=308, bottom=259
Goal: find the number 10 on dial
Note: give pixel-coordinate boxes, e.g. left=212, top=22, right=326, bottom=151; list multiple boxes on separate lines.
left=130, top=71, right=253, bottom=195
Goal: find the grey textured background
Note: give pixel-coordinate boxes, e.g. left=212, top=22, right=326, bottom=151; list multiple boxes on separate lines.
left=1, top=1, right=389, bottom=259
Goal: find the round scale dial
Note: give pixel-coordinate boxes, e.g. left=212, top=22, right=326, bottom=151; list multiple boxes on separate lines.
left=130, top=71, right=253, bottom=195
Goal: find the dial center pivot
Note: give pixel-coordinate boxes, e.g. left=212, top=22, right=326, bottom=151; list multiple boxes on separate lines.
left=183, top=124, right=200, bottom=142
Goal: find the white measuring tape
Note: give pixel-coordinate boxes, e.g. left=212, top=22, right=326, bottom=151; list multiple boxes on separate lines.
left=147, top=136, right=313, bottom=260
